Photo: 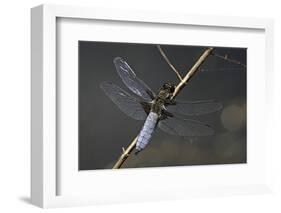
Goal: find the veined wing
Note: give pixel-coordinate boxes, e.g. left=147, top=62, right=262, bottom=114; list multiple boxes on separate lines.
left=166, top=100, right=222, bottom=116
left=100, top=82, right=150, bottom=120
left=158, top=115, right=214, bottom=136
left=113, top=57, right=155, bottom=101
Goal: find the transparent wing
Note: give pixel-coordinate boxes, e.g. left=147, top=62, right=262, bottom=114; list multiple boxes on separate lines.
left=166, top=100, right=222, bottom=116
left=113, top=57, right=155, bottom=101
left=100, top=82, right=149, bottom=120
left=158, top=115, right=214, bottom=136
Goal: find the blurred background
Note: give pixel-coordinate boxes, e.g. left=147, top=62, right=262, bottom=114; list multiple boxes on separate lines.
left=78, top=41, right=246, bottom=170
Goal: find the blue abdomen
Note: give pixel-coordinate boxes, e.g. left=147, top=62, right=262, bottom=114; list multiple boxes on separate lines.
left=136, top=112, right=158, bottom=152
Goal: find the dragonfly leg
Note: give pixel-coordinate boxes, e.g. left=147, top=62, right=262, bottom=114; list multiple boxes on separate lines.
left=135, top=150, right=141, bottom=155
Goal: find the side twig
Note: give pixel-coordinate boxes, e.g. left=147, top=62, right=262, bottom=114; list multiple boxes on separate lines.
left=212, top=53, right=246, bottom=68
left=156, top=45, right=183, bottom=81
left=112, top=47, right=214, bottom=169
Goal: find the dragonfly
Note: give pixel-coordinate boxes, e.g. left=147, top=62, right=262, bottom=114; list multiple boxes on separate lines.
left=100, top=57, right=223, bottom=154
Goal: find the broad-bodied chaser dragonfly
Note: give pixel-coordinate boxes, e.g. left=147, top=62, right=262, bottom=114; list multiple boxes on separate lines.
left=100, top=57, right=223, bottom=154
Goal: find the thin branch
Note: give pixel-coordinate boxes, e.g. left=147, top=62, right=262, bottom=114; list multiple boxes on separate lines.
left=112, top=47, right=214, bottom=169
left=157, top=45, right=183, bottom=81
left=198, top=67, right=246, bottom=72
left=212, top=53, right=247, bottom=68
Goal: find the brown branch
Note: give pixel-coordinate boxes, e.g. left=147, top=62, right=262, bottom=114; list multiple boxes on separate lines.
left=172, top=47, right=214, bottom=99
left=112, top=47, right=214, bottom=169
left=156, top=45, right=183, bottom=81
left=112, top=136, right=138, bottom=169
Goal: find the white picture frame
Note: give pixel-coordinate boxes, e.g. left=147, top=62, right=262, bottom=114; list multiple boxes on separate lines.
left=31, top=4, right=274, bottom=208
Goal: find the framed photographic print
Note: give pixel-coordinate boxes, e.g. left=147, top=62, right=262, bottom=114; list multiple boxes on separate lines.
left=31, top=4, right=274, bottom=208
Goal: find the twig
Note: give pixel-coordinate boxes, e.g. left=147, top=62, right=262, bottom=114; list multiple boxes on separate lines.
left=157, top=45, right=183, bottom=81
left=112, top=47, right=214, bottom=169
left=212, top=53, right=247, bottom=68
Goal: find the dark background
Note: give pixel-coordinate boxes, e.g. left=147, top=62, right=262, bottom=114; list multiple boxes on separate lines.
left=78, top=41, right=246, bottom=170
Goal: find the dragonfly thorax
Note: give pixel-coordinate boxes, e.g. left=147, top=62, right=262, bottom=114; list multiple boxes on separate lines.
left=157, top=82, right=175, bottom=100
left=151, top=83, right=175, bottom=116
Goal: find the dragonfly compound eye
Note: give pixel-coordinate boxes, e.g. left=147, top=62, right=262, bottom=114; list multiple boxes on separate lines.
left=170, top=85, right=175, bottom=93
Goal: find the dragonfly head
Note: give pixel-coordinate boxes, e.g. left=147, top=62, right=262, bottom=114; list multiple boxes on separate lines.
left=162, top=82, right=175, bottom=94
